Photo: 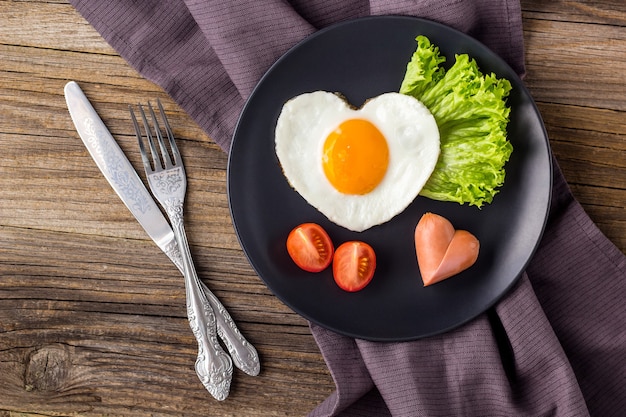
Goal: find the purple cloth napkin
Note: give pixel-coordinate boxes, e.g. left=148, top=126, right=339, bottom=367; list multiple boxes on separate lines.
left=68, top=1, right=626, bottom=415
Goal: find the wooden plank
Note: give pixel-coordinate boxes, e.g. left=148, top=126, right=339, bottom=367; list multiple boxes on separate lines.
left=521, top=2, right=626, bottom=254
left=522, top=0, right=626, bottom=25
left=0, top=227, right=333, bottom=416
left=0, top=0, right=117, bottom=53
left=522, top=18, right=626, bottom=111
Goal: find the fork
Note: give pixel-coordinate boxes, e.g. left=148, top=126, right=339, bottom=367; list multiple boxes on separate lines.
left=131, top=102, right=260, bottom=382
left=130, top=100, right=240, bottom=400
left=131, top=101, right=260, bottom=383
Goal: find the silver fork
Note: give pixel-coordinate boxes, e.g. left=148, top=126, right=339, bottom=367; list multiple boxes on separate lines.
left=130, top=101, right=239, bottom=400
left=131, top=101, right=260, bottom=382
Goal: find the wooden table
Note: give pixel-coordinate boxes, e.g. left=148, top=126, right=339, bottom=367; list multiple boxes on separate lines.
left=1, top=1, right=624, bottom=415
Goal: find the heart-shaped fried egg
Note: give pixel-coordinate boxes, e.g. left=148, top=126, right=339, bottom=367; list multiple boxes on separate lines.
left=275, top=91, right=440, bottom=232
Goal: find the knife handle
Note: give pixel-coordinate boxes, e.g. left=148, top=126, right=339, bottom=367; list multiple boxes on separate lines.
left=203, top=284, right=261, bottom=376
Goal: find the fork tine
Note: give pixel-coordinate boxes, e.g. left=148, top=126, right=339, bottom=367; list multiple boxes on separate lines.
left=146, top=101, right=174, bottom=169
left=130, top=106, right=153, bottom=174
left=138, top=103, right=163, bottom=171
left=156, top=99, right=181, bottom=166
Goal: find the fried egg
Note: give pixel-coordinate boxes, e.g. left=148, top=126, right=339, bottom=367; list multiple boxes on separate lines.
left=275, top=91, right=440, bottom=232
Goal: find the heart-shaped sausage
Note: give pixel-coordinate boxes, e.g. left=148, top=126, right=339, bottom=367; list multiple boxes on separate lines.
left=414, top=212, right=480, bottom=286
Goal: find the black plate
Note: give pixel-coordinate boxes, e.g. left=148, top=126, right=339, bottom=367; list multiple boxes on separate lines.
left=227, top=16, right=552, bottom=341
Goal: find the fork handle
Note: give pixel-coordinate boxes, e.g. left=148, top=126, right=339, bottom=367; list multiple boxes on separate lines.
left=169, top=207, right=233, bottom=401
left=166, top=241, right=260, bottom=376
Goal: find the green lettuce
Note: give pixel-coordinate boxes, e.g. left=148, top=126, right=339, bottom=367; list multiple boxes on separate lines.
left=400, top=35, right=513, bottom=207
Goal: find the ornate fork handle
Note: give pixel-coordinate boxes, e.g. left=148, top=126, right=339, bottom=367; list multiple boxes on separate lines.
left=167, top=244, right=260, bottom=376
left=165, top=197, right=233, bottom=401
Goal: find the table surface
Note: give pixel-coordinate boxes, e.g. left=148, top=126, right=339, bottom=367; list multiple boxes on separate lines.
left=1, top=1, right=625, bottom=415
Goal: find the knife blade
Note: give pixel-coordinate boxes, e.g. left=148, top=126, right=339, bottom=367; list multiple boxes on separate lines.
left=64, top=81, right=260, bottom=377
left=64, top=81, right=180, bottom=261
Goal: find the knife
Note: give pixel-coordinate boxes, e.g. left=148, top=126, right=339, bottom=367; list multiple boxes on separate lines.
left=64, top=81, right=260, bottom=377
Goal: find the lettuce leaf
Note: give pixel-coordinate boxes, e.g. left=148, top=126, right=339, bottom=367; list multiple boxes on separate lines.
left=400, top=35, right=513, bottom=207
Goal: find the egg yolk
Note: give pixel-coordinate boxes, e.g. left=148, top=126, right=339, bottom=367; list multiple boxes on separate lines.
left=322, top=118, right=389, bottom=195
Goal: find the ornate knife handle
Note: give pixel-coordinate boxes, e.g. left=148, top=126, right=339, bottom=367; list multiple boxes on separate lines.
left=204, top=286, right=260, bottom=376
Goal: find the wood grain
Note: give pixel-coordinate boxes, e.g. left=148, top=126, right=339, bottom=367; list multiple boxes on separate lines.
left=1, top=0, right=624, bottom=415
left=522, top=0, right=626, bottom=252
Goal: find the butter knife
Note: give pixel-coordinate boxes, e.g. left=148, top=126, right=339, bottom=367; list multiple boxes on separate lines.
left=64, top=81, right=260, bottom=378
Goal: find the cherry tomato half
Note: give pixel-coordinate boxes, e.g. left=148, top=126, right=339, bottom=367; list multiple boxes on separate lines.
left=286, top=223, right=334, bottom=272
left=332, top=241, right=376, bottom=292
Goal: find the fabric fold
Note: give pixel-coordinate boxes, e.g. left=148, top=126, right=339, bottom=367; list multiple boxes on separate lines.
left=69, top=0, right=525, bottom=151
left=310, top=274, right=590, bottom=417
left=181, top=0, right=315, bottom=99
left=526, top=159, right=626, bottom=417
left=67, top=0, right=626, bottom=415
left=310, top=325, right=383, bottom=416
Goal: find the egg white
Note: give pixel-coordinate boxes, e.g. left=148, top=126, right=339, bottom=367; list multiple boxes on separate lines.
left=275, top=91, right=440, bottom=232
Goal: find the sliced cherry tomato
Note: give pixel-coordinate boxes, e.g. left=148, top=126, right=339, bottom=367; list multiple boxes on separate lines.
left=286, top=223, right=334, bottom=272
left=332, top=241, right=376, bottom=292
